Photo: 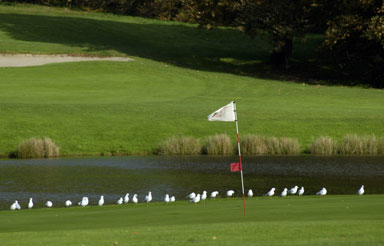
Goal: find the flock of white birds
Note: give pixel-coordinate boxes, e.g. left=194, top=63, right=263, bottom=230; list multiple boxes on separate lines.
left=9, top=185, right=365, bottom=210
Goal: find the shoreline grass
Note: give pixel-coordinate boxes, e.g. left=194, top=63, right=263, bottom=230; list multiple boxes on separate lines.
left=0, top=195, right=383, bottom=245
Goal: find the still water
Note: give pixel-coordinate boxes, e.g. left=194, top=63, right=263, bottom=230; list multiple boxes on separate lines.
left=0, top=155, right=383, bottom=210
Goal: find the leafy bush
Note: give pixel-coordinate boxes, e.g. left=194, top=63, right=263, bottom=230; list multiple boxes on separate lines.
left=308, top=136, right=336, bottom=155
left=203, top=134, right=233, bottom=155
left=156, top=135, right=201, bottom=155
left=17, top=137, right=60, bottom=158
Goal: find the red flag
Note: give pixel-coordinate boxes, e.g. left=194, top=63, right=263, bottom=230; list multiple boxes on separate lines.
left=230, top=162, right=242, bottom=172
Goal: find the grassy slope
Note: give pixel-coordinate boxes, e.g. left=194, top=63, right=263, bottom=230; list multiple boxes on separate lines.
left=0, top=4, right=383, bottom=155
left=0, top=195, right=383, bottom=245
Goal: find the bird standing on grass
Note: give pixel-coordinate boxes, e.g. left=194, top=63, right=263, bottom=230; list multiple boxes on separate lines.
left=192, top=194, right=201, bottom=204
left=116, top=197, right=123, bottom=205
left=164, top=194, right=170, bottom=203
left=187, top=192, right=196, bottom=199
left=357, top=185, right=364, bottom=195
left=264, top=188, right=275, bottom=197
left=297, top=187, right=304, bottom=196
left=247, top=189, right=254, bottom=197
left=45, top=201, right=53, bottom=208
left=170, top=196, right=175, bottom=202
left=280, top=188, right=288, bottom=197
left=124, top=193, right=129, bottom=203
left=316, top=187, right=327, bottom=196
left=10, top=201, right=18, bottom=210
left=28, top=198, right=33, bottom=209
left=132, top=194, right=138, bottom=204
left=98, top=195, right=104, bottom=206
left=226, top=190, right=235, bottom=197
left=288, top=186, right=298, bottom=195
left=145, top=192, right=152, bottom=203
left=201, top=191, right=207, bottom=202
left=80, top=197, right=89, bottom=207
left=210, top=191, right=219, bottom=199
left=65, top=200, right=72, bottom=207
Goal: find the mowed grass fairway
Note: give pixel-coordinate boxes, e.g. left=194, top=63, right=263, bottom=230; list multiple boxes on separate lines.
left=0, top=195, right=383, bottom=246
left=1, top=4, right=384, bottom=155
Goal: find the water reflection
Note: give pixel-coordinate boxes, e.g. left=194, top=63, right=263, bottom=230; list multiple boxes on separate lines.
left=0, top=155, right=383, bottom=210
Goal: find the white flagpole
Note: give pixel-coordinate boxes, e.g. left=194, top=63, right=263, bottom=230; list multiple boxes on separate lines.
left=233, top=101, right=246, bottom=216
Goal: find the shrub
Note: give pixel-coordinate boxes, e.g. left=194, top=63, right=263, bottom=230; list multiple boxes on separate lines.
left=308, top=136, right=336, bottom=155
left=279, top=137, right=301, bottom=155
left=204, top=134, right=234, bottom=155
left=264, top=137, right=281, bottom=154
left=157, top=136, right=201, bottom=155
left=17, top=137, right=60, bottom=158
left=240, top=135, right=268, bottom=155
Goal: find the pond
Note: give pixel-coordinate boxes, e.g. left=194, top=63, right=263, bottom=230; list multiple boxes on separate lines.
left=0, top=155, right=383, bottom=210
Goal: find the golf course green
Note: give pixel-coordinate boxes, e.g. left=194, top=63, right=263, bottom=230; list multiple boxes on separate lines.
left=1, top=195, right=383, bottom=245
left=0, top=3, right=383, bottom=156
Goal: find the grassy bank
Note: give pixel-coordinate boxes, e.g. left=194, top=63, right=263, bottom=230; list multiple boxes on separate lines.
left=0, top=195, right=383, bottom=245
left=0, top=4, right=384, bottom=156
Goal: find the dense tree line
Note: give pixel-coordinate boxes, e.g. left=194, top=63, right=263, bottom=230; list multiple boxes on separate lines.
left=9, top=0, right=384, bottom=87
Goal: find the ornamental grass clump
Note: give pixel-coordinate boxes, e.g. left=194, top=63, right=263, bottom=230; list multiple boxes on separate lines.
left=17, top=137, right=60, bottom=158
left=157, top=136, right=201, bottom=155
left=338, top=134, right=364, bottom=154
left=380, top=137, right=384, bottom=154
left=361, top=135, right=379, bottom=155
left=204, top=134, right=233, bottom=155
left=308, top=136, right=336, bottom=155
left=240, top=135, right=268, bottom=155
left=279, top=137, right=301, bottom=155
left=264, top=136, right=281, bottom=154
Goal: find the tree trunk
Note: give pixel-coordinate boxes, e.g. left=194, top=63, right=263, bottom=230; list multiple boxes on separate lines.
left=270, top=37, right=293, bottom=69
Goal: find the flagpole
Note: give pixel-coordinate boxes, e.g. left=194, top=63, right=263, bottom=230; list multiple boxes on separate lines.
left=233, top=101, right=246, bottom=216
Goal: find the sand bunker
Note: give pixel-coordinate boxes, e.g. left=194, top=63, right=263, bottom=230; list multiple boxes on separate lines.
left=0, top=54, right=133, bottom=67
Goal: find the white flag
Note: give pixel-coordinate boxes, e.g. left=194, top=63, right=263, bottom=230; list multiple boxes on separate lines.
left=208, top=101, right=236, bottom=122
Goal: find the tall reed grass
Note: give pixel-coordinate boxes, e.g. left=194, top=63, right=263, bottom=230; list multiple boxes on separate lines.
left=338, top=134, right=380, bottom=155
left=380, top=137, right=384, bottom=154
left=203, top=134, right=234, bottom=155
left=240, top=135, right=268, bottom=155
left=17, top=137, right=60, bottom=158
left=279, top=137, right=301, bottom=155
left=156, top=136, right=201, bottom=155
left=308, top=136, right=336, bottom=155
left=264, top=137, right=281, bottom=154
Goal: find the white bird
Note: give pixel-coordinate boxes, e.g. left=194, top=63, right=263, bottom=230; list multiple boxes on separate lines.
left=164, top=194, right=170, bottom=203
left=280, top=188, right=288, bottom=197
left=144, top=192, right=152, bottom=203
left=264, top=188, right=275, bottom=197
left=98, top=195, right=104, bottom=206
left=10, top=201, right=17, bottom=210
left=132, top=194, right=138, bottom=204
left=201, top=191, right=207, bottom=201
left=226, top=190, right=235, bottom=197
left=28, top=198, right=33, bottom=209
left=187, top=192, right=196, bottom=199
left=45, top=201, right=53, bottom=208
left=15, top=200, right=21, bottom=210
left=297, top=186, right=304, bottom=196
left=170, top=196, right=175, bottom=202
left=192, top=194, right=201, bottom=203
left=288, top=186, right=298, bottom=195
left=247, top=189, right=254, bottom=197
left=80, top=197, right=89, bottom=207
left=116, top=197, right=123, bottom=205
left=316, top=187, right=327, bottom=196
left=124, top=193, right=130, bottom=203
left=210, top=191, right=219, bottom=198
left=357, top=185, right=364, bottom=195
left=65, top=200, right=72, bottom=207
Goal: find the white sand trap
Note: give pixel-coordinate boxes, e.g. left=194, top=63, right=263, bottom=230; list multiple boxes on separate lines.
left=0, top=54, right=133, bottom=67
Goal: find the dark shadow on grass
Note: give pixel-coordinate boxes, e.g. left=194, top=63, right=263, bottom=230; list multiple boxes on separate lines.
left=0, top=13, right=348, bottom=85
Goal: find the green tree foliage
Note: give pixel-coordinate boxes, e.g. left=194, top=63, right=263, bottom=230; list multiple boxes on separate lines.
left=324, top=0, right=384, bottom=87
